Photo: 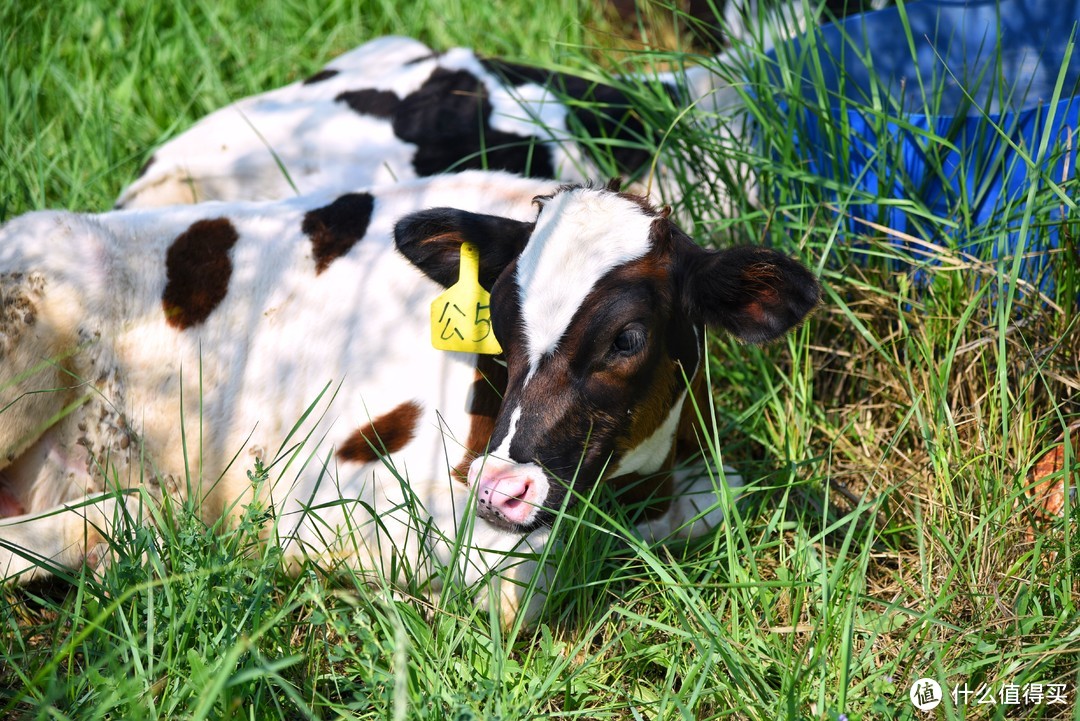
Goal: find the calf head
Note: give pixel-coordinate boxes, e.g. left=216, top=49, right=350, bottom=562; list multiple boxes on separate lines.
left=395, top=182, right=820, bottom=533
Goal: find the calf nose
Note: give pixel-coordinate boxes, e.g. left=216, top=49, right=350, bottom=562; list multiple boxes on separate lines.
left=468, top=459, right=548, bottom=528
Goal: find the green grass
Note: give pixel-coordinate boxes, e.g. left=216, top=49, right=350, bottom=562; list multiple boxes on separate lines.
left=2, top=0, right=1079, bottom=719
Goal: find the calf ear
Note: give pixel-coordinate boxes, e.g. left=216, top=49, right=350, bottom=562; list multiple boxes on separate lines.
left=680, top=243, right=821, bottom=344
left=394, top=208, right=534, bottom=289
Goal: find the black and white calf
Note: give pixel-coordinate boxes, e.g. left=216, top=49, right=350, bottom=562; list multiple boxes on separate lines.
left=115, top=36, right=740, bottom=209
left=115, top=2, right=891, bottom=211
left=0, top=171, right=819, bottom=620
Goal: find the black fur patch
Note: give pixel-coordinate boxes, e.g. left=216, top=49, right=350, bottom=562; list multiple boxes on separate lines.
left=404, top=52, right=438, bottom=66
left=480, top=59, right=671, bottom=176
left=394, top=207, right=533, bottom=289
left=135, top=153, right=156, bottom=179
left=302, top=193, right=376, bottom=274
left=678, top=241, right=822, bottom=344
left=303, top=68, right=340, bottom=85
left=335, top=88, right=401, bottom=119
left=391, top=67, right=556, bottom=178
left=162, top=218, right=240, bottom=329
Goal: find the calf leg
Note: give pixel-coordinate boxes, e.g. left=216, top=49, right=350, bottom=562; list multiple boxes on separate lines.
left=636, top=465, right=744, bottom=542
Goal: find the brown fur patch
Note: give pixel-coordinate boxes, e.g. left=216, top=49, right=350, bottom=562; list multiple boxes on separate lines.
left=452, top=355, right=507, bottom=482
left=162, top=218, right=239, bottom=329
left=607, top=357, right=691, bottom=519
left=337, top=400, right=424, bottom=464
left=616, top=190, right=661, bottom=216
left=615, top=359, right=682, bottom=456
left=302, top=193, right=376, bottom=274
left=743, top=263, right=781, bottom=299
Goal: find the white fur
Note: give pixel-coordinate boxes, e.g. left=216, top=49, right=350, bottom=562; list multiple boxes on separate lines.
left=515, top=189, right=655, bottom=370
left=612, top=391, right=688, bottom=478
left=491, top=406, right=523, bottom=459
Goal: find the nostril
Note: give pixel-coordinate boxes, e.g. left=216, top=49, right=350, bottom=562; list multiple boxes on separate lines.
left=471, top=465, right=548, bottom=528
left=492, top=478, right=528, bottom=504
left=500, top=480, right=531, bottom=510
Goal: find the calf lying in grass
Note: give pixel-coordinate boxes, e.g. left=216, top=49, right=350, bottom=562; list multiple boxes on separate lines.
left=115, top=5, right=892, bottom=212
left=114, top=35, right=742, bottom=210
left=0, top=170, right=819, bottom=622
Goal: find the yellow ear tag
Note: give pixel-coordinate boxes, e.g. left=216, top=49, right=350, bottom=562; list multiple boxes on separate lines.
left=430, top=242, right=503, bottom=355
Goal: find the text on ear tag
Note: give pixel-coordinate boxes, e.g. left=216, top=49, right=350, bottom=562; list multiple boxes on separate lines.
left=430, top=242, right=503, bottom=355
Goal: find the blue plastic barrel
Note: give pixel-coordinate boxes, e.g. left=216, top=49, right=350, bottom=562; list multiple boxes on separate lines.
left=770, top=0, right=1080, bottom=289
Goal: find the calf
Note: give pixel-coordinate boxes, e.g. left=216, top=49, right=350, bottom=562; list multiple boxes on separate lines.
left=115, top=2, right=892, bottom=211
left=0, top=171, right=819, bottom=621
left=114, top=36, right=741, bottom=210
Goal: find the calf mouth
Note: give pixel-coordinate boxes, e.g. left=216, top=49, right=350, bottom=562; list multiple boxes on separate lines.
left=469, top=458, right=555, bottom=533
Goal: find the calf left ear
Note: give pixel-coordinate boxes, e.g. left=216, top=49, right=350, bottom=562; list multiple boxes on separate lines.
left=679, top=243, right=822, bottom=344
left=394, top=208, right=534, bottom=289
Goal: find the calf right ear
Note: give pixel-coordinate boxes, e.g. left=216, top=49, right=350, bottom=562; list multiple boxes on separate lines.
left=394, top=208, right=534, bottom=289
left=679, top=242, right=822, bottom=344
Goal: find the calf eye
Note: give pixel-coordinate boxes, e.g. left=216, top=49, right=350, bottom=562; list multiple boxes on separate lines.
left=610, top=325, right=647, bottom=357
